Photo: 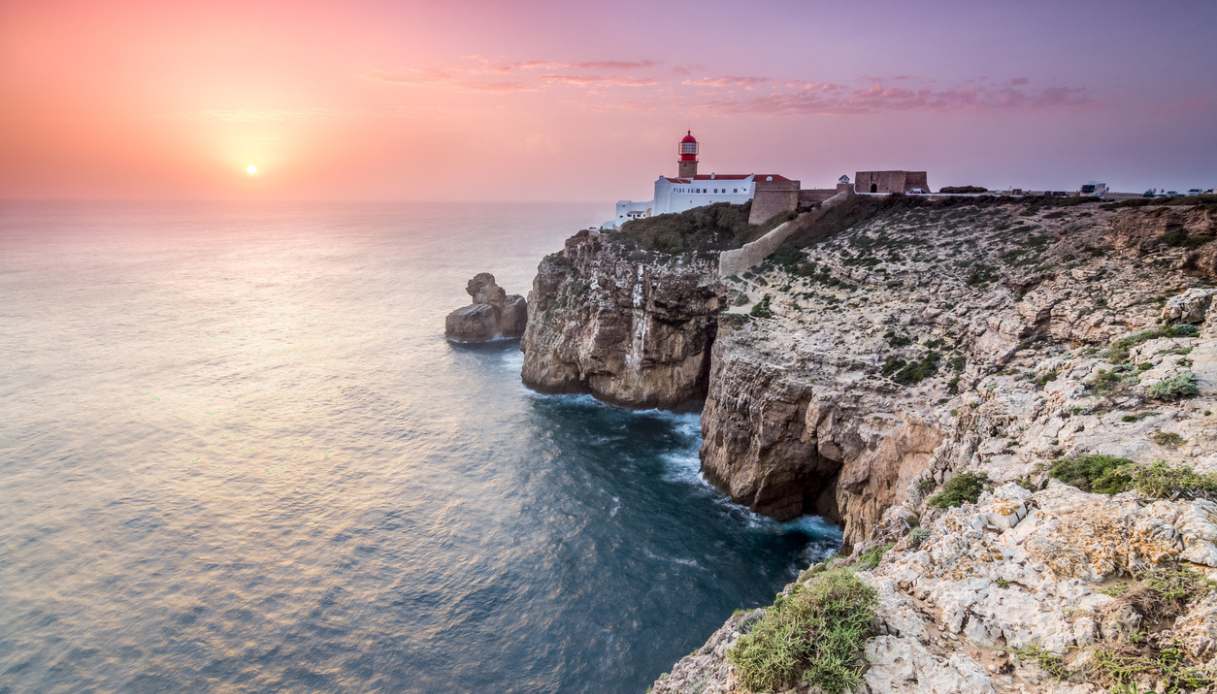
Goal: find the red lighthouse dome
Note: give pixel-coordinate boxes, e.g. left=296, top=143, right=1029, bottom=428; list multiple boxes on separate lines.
left=678, top=130, right=698, bottom=161
left=677, top=130, right=699, bottom=177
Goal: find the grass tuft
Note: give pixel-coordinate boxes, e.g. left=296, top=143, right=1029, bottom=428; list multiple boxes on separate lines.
left=854, top=543, right=892, bottom=571
left=728, top=568, right=877, bottom=694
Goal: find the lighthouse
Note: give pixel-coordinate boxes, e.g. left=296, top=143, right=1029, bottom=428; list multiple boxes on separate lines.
left=678, top=130, right=698, bottom=178
left=606, top=129, right=798, bottom=229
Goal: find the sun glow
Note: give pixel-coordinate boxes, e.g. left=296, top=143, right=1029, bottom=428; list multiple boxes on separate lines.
left=245, top=163, right=258, bottom=176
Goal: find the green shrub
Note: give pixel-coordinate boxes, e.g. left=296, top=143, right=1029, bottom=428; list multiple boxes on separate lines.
left=1150, top=431, right=1185, bottom=448
left=882, top=350, right=940, bottom=385
left=1088, top=365, right=1138, bottom=395
left=728, top=568, right=877, bottom=693
left=1107, top=324, right=1199, bottom=363
left=927, top=472, right=988, bottom=509
left=1146, top=372, right=1199, bottom=401
left=617, top=202, right=753, bottom=253
left=1050, top=456, right=1217, bottom=500
left=1127, top=461, right=1217, bottom=500
left=1048, top=454, right=1134, bottom=494
left=750, top=295, right=773, bottom=318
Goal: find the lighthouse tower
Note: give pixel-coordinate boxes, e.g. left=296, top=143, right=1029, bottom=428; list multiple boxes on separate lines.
left=678, top=130, right=698, bottom=178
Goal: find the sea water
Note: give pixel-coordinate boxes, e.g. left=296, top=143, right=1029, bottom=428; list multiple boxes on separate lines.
left=0, top=201, right=840, bottom=693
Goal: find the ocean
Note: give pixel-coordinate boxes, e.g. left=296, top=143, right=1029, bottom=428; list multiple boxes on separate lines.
left=0, top=200, right=840, bottom=693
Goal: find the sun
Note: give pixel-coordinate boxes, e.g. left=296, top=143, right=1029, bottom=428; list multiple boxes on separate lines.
left=245, top=163, right=258, bottom=176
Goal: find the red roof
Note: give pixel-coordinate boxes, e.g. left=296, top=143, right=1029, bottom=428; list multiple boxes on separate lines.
left=680, top=130, right=697, bottom=143
left=692, top=174, right=751, bottom=180
left=751, top=174, right=793, bottom=182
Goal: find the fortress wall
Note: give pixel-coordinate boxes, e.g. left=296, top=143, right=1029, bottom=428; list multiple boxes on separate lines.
left=799, top=189, right=838, bottom=205
left=747, top=179, right=801, bottom=225
left=856, top=170, right=929, bottom=193
left=721, top=189, right=854, bottom=277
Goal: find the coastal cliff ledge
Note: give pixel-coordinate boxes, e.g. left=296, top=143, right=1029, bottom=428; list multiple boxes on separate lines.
left=519, top=227, right=723, bottom=409
left=520, top=194, right=1217, bottom=692
left=652, top=196, right=1217, bottom=693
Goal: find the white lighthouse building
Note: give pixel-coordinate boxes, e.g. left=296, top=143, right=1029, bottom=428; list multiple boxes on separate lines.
left=606, top=131, right=796, bottom=229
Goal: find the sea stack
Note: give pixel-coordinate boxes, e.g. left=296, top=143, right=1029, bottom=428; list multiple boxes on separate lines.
left=444, top=272, right=527, bottom=342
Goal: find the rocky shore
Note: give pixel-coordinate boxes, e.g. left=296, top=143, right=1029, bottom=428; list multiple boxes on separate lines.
left=521, top=198, right=1217, bottom=692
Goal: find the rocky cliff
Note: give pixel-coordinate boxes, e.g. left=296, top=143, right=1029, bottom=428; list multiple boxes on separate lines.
left=651, top=198, right=1217, bottom=692
left=518, top=196, right=1217, bottom=692
left=520, top=228, right=721, bottom=408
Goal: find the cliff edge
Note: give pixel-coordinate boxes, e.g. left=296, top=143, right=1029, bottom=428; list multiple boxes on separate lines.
left=519, top=196, right=1217, bottom=692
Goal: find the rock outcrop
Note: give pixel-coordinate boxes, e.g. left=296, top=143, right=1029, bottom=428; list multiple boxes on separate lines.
left=444, top=272, right=528, bottom=342
left=650, top=198, right=1217, bottom=692
left=520, top=229, right=721, bottom=408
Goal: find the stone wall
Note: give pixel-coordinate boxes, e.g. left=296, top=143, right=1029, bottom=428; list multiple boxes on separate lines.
left=856, top=170, right=929, bottom=193
left=798, top=188, right=838, bottom=205
left=720, top=189, right=853, bottom=277
left=747, top=178, right=801, bottom=225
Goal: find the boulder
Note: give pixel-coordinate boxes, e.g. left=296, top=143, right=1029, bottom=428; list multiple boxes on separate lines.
left=499, top=295, right=528, bottom=338
left=444, top=273, right=528, bottom=342
left=445, top=304, right=499, bottom=342
left=467, top=272, right=507, bottom=306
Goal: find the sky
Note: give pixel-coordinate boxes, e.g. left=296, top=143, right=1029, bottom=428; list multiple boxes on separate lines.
left=2, top=0, right=1215, bottom=202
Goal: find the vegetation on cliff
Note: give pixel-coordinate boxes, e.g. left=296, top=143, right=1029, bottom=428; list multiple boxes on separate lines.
left=727, top=567, right=877, bottom=693
left=615, top=201, right=802, bottom=255
left=1049, top=454, right=1217, bottom=500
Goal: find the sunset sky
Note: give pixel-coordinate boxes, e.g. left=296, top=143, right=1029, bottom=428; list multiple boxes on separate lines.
left=2, top=0, right=1215, bottom=202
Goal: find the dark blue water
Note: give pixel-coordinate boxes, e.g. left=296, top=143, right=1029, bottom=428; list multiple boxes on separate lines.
left=0, top=201, right=839, bottom=693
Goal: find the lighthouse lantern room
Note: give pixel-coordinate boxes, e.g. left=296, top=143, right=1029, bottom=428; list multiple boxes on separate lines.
left=678, top=131, right=699, bottom=178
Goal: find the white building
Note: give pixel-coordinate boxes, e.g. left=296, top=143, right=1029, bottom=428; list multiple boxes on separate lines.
left=604, top=131, right=794, bottom=229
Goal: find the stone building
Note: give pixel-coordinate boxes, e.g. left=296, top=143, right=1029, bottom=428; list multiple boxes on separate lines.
left=855, top=170, right=930, bottom=194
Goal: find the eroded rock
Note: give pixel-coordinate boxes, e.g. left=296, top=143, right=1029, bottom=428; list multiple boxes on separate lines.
left=444, top=272, right=528, bottom=342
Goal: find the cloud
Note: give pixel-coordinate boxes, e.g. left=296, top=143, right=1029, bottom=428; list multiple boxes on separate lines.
left=681, top=76, right=769, bottom=89
left=540, top=74, right=658, bottom=87
left=499, top=58, right=658, bottom=72
left=703, top=78, right=1092, bottom=115
left=370, top=62, right=1086, bottom=114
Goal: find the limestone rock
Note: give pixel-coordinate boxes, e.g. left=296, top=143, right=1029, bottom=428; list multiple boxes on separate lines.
left=444, top=273, right=528, bottom=342
left=641, top=199, right=1217, bottom=693
left=1162, top=287, right=1217, bottom=324
left=444, top=303, right=499, bottom=342
left=499, top=294, right=528, bottom=338
left=520, top=229, right=721, bottom=408
left=467, top=272, right=507, bottom=306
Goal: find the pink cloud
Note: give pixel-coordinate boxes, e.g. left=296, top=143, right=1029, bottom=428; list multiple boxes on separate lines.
left=705, top=78, right=1091, bottom=115
left=681, top=76, right=769, bottom=89
left=540, top=74, right=658, bottom=87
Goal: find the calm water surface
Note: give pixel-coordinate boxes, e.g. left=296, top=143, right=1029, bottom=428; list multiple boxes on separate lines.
left=0, top=201, right=839, bottom=693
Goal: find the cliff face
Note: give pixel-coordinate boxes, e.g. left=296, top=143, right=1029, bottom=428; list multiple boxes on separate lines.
left=520, top=229, right=722, bottom=408
left=697, top=200, right=1217, bottom=547
left=519, top=199, right=1217, bottom=692
left=654, top=199, right=1217, bottom=693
